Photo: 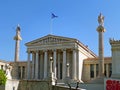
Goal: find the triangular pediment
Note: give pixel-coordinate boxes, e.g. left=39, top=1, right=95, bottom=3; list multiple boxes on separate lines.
left=26, top=34, right=76, bottom=46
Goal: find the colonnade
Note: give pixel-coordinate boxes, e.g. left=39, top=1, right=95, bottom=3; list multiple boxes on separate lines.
left=18, top=66, right=25, bottom=79
left=27, top=48, right=81, bottom=80
left=91, top=63, right=111, bottom=79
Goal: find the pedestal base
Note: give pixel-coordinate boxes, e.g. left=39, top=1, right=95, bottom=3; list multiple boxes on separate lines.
left=48, top=72, right=56, bottom=85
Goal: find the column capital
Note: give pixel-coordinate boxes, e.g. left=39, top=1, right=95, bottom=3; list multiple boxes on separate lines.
left=43, top=49, right=48, bottom=52
left=31, top=51, right=35, bottom=54
left=72, top=48, right=78, bottom=51
left=62, top=48, right=66, bottom=51
left=52, top=49, right=57, bottom=52
left=35, top=50, right=39, bottom=53
left=27, top=50, right=31, bottom=54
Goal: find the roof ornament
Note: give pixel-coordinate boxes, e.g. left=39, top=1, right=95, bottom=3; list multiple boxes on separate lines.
left=98, top=13, right=104, bottom=26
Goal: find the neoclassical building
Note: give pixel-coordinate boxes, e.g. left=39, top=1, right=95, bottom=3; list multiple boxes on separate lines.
left=25, top=34, right=97, bottom=81
left=23, top=34, right=112, bottom=82
left=0, top=13, right=113, bottom=84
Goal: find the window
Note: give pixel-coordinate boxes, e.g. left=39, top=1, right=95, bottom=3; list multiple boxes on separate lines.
left=1, top=65, right=3, bottom=70
left=18, top=66, right=21, bottom=79
left=90, top=64, right=94, bottom=78
left=104, top=64, right=106, bottom=77
left=60, top=63, right=62, bottom=79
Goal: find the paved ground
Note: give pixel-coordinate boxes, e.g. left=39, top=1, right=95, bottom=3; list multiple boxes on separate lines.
left=57, top=83, right=104, bottom=90
left=79, top=83, right=104, bottom=90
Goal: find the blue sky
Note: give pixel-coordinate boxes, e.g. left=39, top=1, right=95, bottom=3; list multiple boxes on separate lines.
left=0, top=0, right=120, bottom=61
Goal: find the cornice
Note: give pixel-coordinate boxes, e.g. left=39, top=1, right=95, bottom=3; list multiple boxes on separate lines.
left=111, top=47, right=120, bottom=51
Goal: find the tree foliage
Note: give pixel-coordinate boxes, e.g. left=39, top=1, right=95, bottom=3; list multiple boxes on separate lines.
left=0, top=69, right=7, bottom=85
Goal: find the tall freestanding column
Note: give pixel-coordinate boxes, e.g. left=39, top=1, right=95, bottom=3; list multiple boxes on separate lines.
left=14, top=25, right=22, bottom=62
left=97, top=13, right=106, bottom=77
left=13, top=25, right=22, bottom=79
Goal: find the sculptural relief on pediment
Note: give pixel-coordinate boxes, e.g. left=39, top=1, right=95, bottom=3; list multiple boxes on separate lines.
left=27, top=35, right=75, bottom=46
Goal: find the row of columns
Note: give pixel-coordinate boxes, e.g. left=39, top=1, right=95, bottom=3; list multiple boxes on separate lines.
left=92, top=63, right=111, bottom=78
left=27, top=49, right=81, bottom=80
left=19, top=66, right=25, bottom=79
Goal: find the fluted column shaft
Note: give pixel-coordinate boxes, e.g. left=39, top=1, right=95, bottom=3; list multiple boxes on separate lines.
left=94, top=64, right=96, bottom=78
left=35, top=51, right=39, bottom=79
left=106, top=64, right=109, bottom=77
left=77, top=49, right=80, bottom=80
left=98, top=31, right=104, bottom=77
left=53, top=49, right=57, bottom=78
left=40, top=53, right=43, bottom=79
left=62, top=49, right=66, bottom=79
left=32, top=52, right=35, bottom=79
left=27, top=51, right=31, bottom=79
left=58, top=53, right=60, bottom=79
left=72, top=49, right=77, bottom=80
left=14, top=40, right=20, bottom=62
left=44, top=50, right=48, bottom=79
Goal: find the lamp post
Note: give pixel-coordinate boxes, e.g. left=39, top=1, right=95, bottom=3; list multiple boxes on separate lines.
left=50, top=57, right=53, bottom=73
left=49, top=56, right=56, bottom=86
left=66, top=63, right=70, bottom=77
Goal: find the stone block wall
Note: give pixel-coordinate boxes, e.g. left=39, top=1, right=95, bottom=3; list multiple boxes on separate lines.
left=17, top=80, right=51, bottom=90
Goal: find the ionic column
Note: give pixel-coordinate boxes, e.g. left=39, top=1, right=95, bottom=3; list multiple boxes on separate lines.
left=44, top=50, right=48, bottom=79
left=32, top=52, right=35, bottom=79
left=106, top=64, right=109, bottom=77
left=58, top=53, right=60, bottom=79
left=94, top=64, right=96, bottom=78
left=67, top=52, right=70, bottom=65
left=72, top=49, right=77, bottom=80
left=35, top=51, right=39, bottom=79
left=77, top=49, right=80, bottom=80
left=27, top=51, right=31, bottom=79
left=40, top=53, right=43, bottom=79
left=53, top=49, right=57, bottom=79
left=62, top=49, right=66, bottom=79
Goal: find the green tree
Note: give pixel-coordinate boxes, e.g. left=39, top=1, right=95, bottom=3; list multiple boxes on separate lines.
left=0, top=69, right=7, bottom=85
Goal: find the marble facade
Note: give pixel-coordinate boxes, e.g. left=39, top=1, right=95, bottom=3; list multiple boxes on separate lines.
left=25, top=34, right=97, bottom=82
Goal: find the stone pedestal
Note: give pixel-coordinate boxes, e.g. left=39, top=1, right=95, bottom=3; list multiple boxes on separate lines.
left=5, top=79, right=19, bottom=90
left=48, top=72, right=56, bottom=85
left=110, top=39, right=120, bottom=79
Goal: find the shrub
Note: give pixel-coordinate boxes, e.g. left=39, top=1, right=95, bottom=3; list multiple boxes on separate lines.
left=0, top=69, right=7, bottom=85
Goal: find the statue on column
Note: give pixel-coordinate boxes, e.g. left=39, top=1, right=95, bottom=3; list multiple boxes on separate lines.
left=5, top=64, right=12, bottom=79
left=98, top=13, right=104, bottom=26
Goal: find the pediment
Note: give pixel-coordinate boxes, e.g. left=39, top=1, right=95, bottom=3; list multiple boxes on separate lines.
left=26, top=34, right=76, bottom=46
